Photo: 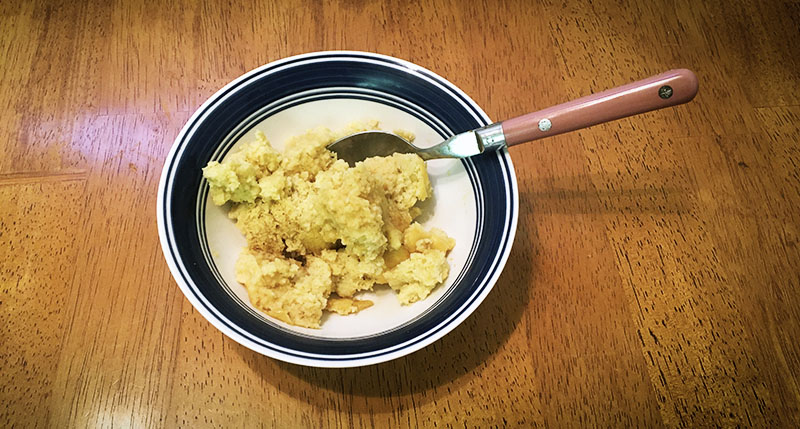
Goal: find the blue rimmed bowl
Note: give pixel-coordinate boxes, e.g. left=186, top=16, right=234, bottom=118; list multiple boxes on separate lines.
left=157, top=51, right=518, bottom=367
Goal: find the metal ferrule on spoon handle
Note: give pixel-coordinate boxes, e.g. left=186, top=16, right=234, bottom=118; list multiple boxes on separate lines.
left=474, top=68, right=699, bottom=151
left=475, top=123, right=507, bottom=152
left=418, top=123, right=506, bottom=160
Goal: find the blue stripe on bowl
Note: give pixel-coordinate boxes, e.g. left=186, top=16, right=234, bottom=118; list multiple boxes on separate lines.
left=160, top=52, right=516, bottom=363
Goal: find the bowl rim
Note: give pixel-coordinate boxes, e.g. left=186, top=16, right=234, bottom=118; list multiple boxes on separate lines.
left=156, top=50, right=519, bottom=367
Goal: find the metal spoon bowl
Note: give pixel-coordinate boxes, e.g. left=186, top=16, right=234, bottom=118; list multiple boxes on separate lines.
left=329, top=128, right=497, bottom=166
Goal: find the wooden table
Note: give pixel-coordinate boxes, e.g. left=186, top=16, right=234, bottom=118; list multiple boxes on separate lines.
left=3, top=0, right=799, bottom=427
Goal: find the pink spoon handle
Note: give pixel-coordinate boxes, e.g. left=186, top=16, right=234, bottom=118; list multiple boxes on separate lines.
left=501, top=69, right=698, bottom=146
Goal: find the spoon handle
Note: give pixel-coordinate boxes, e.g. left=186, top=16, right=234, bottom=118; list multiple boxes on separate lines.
left=501, top=69, right=698, bottom=146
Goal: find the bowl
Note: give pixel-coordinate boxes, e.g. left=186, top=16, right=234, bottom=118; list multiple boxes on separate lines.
left=157, top=51, right=518, bottom=367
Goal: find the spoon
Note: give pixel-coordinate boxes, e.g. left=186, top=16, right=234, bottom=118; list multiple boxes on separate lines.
left=328, top=69, right=698, bottom=165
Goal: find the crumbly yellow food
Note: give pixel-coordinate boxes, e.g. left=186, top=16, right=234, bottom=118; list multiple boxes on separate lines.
left=203, top=122, right=455, bottom=328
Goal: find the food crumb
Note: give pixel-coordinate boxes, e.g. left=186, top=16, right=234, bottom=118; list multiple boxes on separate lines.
left=326, top=296, right=374, bottom=315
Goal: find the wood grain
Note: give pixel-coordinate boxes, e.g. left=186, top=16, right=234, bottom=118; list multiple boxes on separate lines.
left=2, top=0, right=799, bottom=427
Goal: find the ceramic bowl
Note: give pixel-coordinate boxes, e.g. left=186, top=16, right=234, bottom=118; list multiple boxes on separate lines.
left=157, top=51, right=518, bottom=367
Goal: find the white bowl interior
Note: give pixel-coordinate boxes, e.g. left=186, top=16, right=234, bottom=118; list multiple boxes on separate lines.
left=203, top=98, right=478, bottom=338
